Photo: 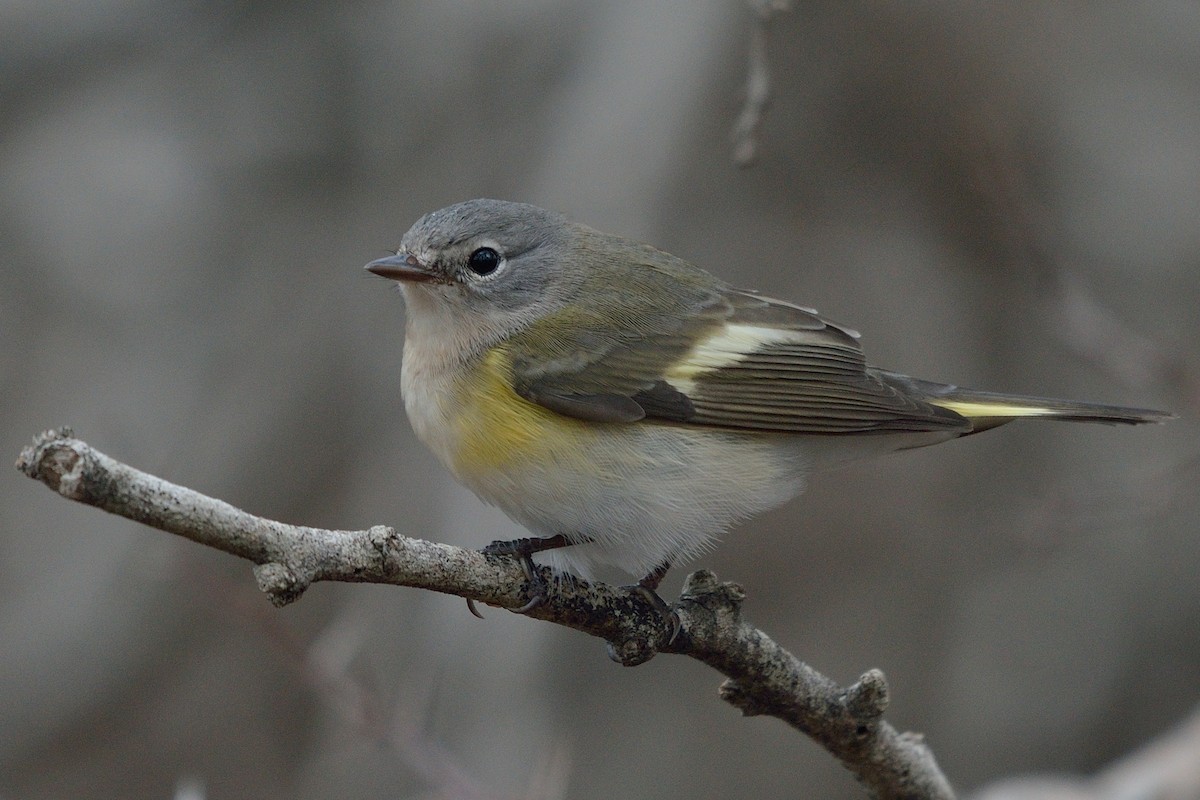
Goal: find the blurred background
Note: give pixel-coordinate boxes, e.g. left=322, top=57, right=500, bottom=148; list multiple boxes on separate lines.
left=3, top=2, right=1198, bottom=798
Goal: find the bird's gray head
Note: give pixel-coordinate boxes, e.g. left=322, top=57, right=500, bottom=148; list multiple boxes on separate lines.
left=369, top=199, right=567, bottom=308
left=366, top=199, right=720, bottom=364
left=365, top=199, right=583, bottom=355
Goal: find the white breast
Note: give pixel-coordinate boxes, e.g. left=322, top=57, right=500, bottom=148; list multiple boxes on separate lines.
left=396, top=286, right=814, bottom=579
left=464, top=422, right=811, bottom=579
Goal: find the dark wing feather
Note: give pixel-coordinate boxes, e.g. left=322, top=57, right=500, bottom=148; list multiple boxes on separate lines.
left=509, top=287, right=968, bottom=434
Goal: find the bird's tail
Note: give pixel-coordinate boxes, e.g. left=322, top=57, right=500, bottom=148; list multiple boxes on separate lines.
left=879, top=372, right=1174, bottom=434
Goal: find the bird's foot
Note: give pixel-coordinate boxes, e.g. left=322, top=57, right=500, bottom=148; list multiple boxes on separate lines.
left=475, top=535, right=573, bottom=614
left=622, top=561, right=680, bottom=644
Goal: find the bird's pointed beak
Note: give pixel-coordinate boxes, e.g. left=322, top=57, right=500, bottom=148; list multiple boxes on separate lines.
left=364, top=253, right=443, bottom=283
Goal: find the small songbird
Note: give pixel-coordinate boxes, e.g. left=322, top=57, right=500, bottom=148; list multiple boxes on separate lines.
left=366, top=199, right=1170, bottom=610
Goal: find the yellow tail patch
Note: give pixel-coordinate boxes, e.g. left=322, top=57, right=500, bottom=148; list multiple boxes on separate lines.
left=929, top=400, right=1055, bottom=419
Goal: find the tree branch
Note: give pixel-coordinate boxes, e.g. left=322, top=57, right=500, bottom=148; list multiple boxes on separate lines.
left=17, top=427, right=954, bottom=800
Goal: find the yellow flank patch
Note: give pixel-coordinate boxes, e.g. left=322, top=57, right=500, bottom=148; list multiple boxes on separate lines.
left=450, top=347, right=587, bottom=474
left=930, top=400, right=1055, bottom=418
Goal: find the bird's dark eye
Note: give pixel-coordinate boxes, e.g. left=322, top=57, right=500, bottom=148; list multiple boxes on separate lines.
left=467, top=247, right=501, bottom=276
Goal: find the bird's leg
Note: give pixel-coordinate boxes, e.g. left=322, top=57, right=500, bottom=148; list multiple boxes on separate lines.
left=637, top=561, right=671, bottom=592
left=476, top=534, right=577, bottom=614
left=623, top=560, right=681, bottom=644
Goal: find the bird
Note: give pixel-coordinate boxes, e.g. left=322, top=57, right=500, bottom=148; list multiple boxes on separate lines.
left=366, top=198, right=1171, bottom=612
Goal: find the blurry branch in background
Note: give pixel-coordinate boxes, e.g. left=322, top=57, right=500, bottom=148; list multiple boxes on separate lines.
left=970, top=706, right=1200, bottom=800
left=731, top=0, right=791, bottom=166
left=942, top=85, right=1196, bottom=419
left=18, top=428, right=952, bottom=800
left=224, top=580, right=568, bottom=800
left=1056, top=271, right=1200, bottom=418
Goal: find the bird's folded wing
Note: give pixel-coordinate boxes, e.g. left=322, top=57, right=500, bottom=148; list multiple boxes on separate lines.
left=505, top=288, right=969, bottom=435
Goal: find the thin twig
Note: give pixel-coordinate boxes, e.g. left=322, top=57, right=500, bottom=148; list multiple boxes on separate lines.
left=732, top=0, right=791, bottom=166
left=17, top=428, right=955, bottom=800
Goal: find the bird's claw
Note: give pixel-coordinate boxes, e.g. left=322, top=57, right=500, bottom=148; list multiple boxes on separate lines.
left=481, top=538, right=551, bottom=613
left=623, top=583, right=682, bottom=645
